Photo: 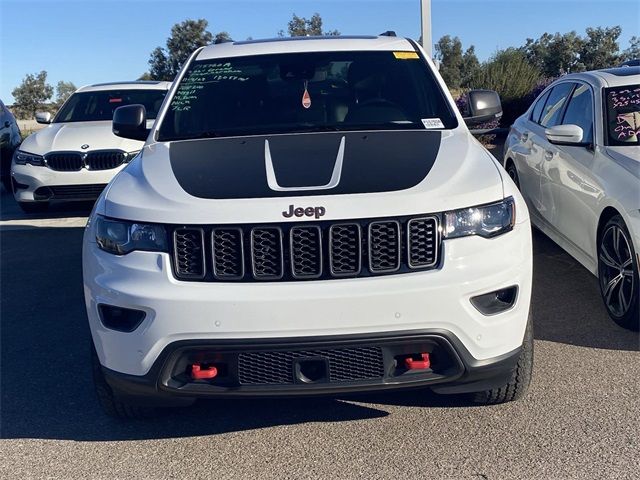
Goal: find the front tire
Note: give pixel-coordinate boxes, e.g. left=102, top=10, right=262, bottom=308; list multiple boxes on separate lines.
left=472, top=316, right=533, bottom=405
left=91, top=344, right=159, bottom=419
left=597, top=215, right=639, bottom=331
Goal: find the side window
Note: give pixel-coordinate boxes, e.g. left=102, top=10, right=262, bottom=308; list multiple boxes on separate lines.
left=530, top=90, right=550, bottom=124
left=561, top=84, right=594, bottom=144
left=540, top=83, right=575, bottom=127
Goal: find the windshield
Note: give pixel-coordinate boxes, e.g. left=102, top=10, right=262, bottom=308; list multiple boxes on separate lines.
left=158, top=50, right=457, bottom=141
left=605, top=84, right=640, bottom=145
left=54, top=89, right=167, bottom=123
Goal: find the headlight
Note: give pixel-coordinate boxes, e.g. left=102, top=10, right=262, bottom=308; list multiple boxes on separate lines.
left=444, top=197, right=515, bottom=239
left=95, top=216, right=167, bottom=255
left=14, top=150, right=44, bottom=166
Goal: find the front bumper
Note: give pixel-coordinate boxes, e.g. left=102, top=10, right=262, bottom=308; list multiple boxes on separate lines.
left=11, top=163, right=123, bottom=202
left=84, top=218, right=533, bottom=378
left=101, top=330, right=522, bottom=405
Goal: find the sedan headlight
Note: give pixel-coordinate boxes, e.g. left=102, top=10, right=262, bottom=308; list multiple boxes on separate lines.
left=95, top=216, right=167, bottom=255
left=444, top=197, right=515, bottom=239
left=14, top=150, right=44, bottom=166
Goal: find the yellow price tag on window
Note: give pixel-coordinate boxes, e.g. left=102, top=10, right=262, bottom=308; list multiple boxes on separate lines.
left=393, top=51, right=419, bottom=59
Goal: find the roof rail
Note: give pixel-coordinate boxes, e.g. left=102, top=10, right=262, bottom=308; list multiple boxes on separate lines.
left=379, top=31, right=397, bottom=37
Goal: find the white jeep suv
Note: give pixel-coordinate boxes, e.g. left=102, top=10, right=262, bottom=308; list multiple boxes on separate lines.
left=11, top=81, right=170, bottom=213
left=83, top=35, right=534, bottom=418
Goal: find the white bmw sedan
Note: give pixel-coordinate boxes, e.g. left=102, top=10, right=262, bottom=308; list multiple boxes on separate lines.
left=505, top=66, right=639, bottom=330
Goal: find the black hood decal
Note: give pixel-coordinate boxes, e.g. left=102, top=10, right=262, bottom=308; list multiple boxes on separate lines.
left=169, top=130, right=441, bottom=199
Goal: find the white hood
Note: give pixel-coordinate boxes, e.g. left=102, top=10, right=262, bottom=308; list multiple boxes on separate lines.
left=101, top=129, right=507, bottom=225
left=19, top=121, right=144, bottom=155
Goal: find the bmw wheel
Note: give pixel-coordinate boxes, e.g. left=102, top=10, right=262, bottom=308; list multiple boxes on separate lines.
left=597, top=215, right=639, bottom=331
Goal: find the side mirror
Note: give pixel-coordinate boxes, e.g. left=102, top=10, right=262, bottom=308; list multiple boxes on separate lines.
left=113, top=104, right=148, bottom=141
left=463, top=90, right=503, bottom=126
left=35, top=112, right=52, bottom=124
left=545, top=124, right=586, bottom=146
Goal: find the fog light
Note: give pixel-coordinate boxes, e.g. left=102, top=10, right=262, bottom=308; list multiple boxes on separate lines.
left=470, top=286, right=518, bottom=315
left=98, top=304, right=146, bottom=332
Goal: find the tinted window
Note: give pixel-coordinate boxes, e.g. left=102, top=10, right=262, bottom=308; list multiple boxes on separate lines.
left=530, top=90, right=550, bottom=124
left=54, top=89, right=167, bottom=123
left=604, top=84, right=640, bottom=145
left=158, top=50, right=457, bottom=141
left=561, top=84, right=594, bottom=143
left=540, top=83, right=574, bottom=127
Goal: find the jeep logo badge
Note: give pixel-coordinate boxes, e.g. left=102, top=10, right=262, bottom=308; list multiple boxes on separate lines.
left=282, top=204, right=326, bottom=219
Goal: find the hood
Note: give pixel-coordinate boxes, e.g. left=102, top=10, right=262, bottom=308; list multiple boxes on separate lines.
left=19, top=121, right=144, bottom=155
left=605, top=146, right=640, bottom=178
left=103, top=129, right=504, bottom=224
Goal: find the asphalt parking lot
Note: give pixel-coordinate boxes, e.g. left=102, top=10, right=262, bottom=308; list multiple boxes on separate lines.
left=1, top=185, right=638, bottom=480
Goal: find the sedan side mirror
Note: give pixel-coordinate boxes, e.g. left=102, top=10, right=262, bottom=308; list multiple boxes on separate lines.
left=35, top=112, right=52, bottom=124
left=113, top=104, right=148, bottom=141
left=463, top=90, right=503, bottom=126
left=545, top=124, right=587, bottom=146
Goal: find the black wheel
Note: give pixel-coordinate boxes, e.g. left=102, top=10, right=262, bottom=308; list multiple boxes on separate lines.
left=505, top=160, right=520, bottom=189
left=18, top=201, right=49, bottom=214
left=91, top=343, right=159, bottom=419
left=472, top=316, right=533, bottom=405
left=597, top=215, right=639, bottom=331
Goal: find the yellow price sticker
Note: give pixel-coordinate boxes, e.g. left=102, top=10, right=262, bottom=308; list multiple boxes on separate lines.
left=393, top=51, right=419, bottom=59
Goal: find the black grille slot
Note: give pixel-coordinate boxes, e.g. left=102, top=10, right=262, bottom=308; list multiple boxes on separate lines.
left=238, top=347, right=384, bottom=385
left=290, top=226, right=322, bottom=278
left=368, top=221, right=401, bottom=272
left=251, top=228, right=283, bottom=280
left=212, top=228, right=244, bottom=280
left=45, top=153, right=83, bottom=171
left=407, top=217, right=438, bottom=268
left=329, top=224, right=361, bottom=276
left=44, top=184, right=107, bottom=199
left=86, top=151, right=127, bottom=170
left=173, top=228, right=205, bottom=279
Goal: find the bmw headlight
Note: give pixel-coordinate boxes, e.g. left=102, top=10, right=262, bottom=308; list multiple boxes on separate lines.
left=444, top=197, right=515, bottom=239
left=14, top=150, right=44, bottom=166
left=95, top=216, right=167, bottom=255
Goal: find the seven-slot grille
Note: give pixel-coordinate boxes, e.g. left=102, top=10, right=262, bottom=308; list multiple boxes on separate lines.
left=44, top=150, right=128, bottom=171
left=171, top=215, right=439, bottom=282
left=237, top=347, right=385, bottom=385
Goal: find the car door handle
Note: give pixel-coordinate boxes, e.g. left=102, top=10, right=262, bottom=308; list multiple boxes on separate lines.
left=521, top=132, right=529, bottom=142
left=544, top=150, right=554, bottom=161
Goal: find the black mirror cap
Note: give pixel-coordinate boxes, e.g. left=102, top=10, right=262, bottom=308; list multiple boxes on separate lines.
left=463, top=89, right=503, bottom=126
left=113, top=104, right=148, bottom=141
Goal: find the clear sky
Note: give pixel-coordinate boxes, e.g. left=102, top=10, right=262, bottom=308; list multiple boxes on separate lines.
left=1, top=0, right=638, bottom=103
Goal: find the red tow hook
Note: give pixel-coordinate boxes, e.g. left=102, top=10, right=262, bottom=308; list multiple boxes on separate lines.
left=191, top=363, right=218, bottom=380
left=405, top=353, right=431, bottom=370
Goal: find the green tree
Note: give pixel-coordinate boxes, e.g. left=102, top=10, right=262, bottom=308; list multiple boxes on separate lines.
left=461, top=46, right=481, bottom=88
left=622, top=36, right=640, bottom=61
left=434, top=35, right=464, bottom=89
left=146, top=19, right=221, bottom=80
left=11, top=71, right=54, bottom=119
left=580, top=26, right=622, bottom=70
left=54, top=80, right=76, bottom=109
left=280, top=13, right=339, bottom=37
left=522, top=31, right=584, bottom=76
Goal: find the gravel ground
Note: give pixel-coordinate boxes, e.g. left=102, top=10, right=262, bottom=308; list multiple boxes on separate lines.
left=1, top=185, right=639, bottom=480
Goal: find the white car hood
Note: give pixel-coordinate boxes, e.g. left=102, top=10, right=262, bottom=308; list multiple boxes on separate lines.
left=605, top=146, right=640, bottom=178
left=102, top=129, right=505, bottom=224
left=19, top=121, right=144, bottom=155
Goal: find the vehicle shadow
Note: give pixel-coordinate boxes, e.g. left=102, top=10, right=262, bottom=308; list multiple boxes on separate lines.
left=530, top=229, right=639, bottom=351
left=0, top=186, right=94, bottom=221
left=1, top=225, right=637, bottom=442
